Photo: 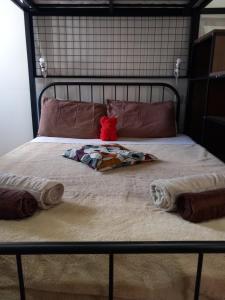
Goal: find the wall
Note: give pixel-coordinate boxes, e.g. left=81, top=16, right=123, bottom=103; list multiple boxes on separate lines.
left=0, top=1, right=33, bottom=156
left=199, top=14, right=225, bottom=37
left=207, top=0, right=225, bottom=7
left=199, top=0, right=225, bottom=37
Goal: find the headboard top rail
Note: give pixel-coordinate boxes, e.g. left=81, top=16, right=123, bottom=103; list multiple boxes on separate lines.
left=38, top=81, right=181, bottom=125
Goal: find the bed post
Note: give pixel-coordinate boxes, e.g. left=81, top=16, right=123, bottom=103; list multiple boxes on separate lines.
left=194, top=253, right=204, bottom=300
left=16, top=254, right=26, bottom=300
left=24, top=10, right=39, bottom=137
left=109, top=254, right=114, bottom=300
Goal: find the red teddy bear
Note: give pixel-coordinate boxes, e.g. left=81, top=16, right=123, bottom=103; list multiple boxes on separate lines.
left=100, top=116, right=117, bottom=141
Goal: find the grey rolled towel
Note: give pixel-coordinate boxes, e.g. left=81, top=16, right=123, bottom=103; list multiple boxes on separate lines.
left=150, top=173, right=225, bottom=211
left=0, top=173, right=64, bottom=209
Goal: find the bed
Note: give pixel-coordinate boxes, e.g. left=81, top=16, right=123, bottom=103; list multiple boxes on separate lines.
left=0, top=81, right=225, bottom=300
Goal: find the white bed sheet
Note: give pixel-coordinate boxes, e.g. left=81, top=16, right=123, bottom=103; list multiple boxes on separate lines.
left=32, top=134, right=194, bottom=145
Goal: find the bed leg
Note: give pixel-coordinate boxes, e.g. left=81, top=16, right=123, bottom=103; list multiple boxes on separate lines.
left=16, top=254, right=26, bottom=300
left=194, top=253, right=204, bottom=300
left=109, top=254, right=114, bottom=300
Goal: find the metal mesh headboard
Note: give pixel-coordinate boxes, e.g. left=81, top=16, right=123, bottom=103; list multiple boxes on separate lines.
left=38, top=81, right=181, bottom=124
left=33, top=16, right=190, bottom=78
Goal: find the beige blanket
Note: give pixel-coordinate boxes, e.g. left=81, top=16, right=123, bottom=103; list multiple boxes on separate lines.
left=0, top=141, right=225, bottom=300
left=150, top=173, right=225, bottom=211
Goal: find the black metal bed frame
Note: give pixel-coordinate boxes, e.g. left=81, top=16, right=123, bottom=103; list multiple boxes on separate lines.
left=0, top=81, right=213, bottom=299
left=1, top=241, right=225, bottom=300
left=5, top=2, right=225, bottom=299
left=15, top=0, right=220, bottom=136
left=10, top=0, right=223, bottom=136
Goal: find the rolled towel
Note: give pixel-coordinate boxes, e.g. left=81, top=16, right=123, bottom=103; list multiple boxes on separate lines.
left=0, top=173, right=64, bottom=209
left=0, top=188, right=38, bottom=219
left=150, top=173, right=225, bottom=211
left=177, top=188, right=225, bottom=223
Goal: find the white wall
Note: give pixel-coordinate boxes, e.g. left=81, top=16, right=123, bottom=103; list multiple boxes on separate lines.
left=0, top=1, right=33, bottom=156
left=199, top=0, right=225, bottom=37
left=199, top=14, right=225, bottom=37
left=207, top=0, right=225, bottom=7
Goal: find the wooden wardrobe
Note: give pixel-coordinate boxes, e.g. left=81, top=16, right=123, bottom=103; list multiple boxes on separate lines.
left=186, top=29, right=225, bottom=162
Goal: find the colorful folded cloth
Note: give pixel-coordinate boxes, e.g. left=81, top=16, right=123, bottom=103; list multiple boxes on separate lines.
left=0, top=188, right=38, bottom=219
left=177, top=188, right=225, bottom=223
left=0, top=173, right=64, bottom=209
left=63, top=144, right=158, bottom=171
left=150, top=173, right=225, bottom=211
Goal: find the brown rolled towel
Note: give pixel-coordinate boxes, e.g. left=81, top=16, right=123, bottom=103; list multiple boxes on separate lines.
left=177, top=188, right=225, bottom=223
left=0, top=188, right=38, bottom=220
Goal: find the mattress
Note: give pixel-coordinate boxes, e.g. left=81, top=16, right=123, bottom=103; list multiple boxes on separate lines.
left=0, top=136, right=225, bottom=300
left=32, top=134, right=195, bottom=145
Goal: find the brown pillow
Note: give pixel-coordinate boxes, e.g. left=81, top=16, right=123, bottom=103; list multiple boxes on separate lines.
left=38, top=97, right=107, bottom=138
left=107, top=100, right=177, bottom=138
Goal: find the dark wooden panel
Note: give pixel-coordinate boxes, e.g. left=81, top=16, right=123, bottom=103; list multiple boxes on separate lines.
left=203, top=117, right=225, bottom=162
left=207, top=79, right=225, bottom=116
left=191, top=37, right=212, bottom=78
left=186, top=80, right=208, bottom=143
left=212, top=35, right=225, bottom=74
